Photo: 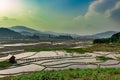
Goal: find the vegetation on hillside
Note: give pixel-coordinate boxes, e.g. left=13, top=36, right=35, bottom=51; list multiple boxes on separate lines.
left=94, top=32, right=120, bottom=44
left=111, top=32, right=120, bottom=43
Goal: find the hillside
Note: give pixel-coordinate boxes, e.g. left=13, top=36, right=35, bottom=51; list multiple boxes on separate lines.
left=92, top=31, right=118, bottom=38
left=111, top=32, right=120, bottom=43
left=93, top=32, right=120, bottom=44
left=10, top=26, right=40, bottom=33
left=0, top=28, right=22, bottom=38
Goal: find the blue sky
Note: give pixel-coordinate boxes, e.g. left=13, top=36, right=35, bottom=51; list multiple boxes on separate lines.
left=24, top=0, right=93, bottom=15
left=0, top=0, right=120, bottom=35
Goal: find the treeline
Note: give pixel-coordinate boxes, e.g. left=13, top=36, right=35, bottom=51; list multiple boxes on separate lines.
left=94, top=32, right=120, bottom=44
left=28, top=34, right=73, bottom=40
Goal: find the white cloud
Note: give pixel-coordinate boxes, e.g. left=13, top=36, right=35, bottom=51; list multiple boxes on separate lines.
left=72, top=0, right=120, bottom=34
left=108, top=1, right=120, bottom=22
left=75, top=0, right=120, bottom=23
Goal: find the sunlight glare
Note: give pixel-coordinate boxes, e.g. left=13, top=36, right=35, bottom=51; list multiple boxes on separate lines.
left=0, top=0, right=17, bottom=12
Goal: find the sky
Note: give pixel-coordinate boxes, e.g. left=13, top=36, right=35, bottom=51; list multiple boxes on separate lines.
left=0, top=0, right=120, bottom=35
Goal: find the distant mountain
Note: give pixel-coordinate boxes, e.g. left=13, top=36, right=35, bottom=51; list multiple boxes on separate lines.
left=9, top=26, right=54, bottom=39
left=0, top=28, right=22, bottom=38
left=9, top=26, right=76, bottom=37
left=44, top=31, right=80, bottom=38
left=20, top=31, right=34, bottom=36
left=9, top=26, right=44, bottom=36
left=76, top=31, right=118, bottom=40
left=92, top=31, right=118, bottom=38
left=9, top=26, right=119, bottom=39
left=10, top=26, right=40, bottom=34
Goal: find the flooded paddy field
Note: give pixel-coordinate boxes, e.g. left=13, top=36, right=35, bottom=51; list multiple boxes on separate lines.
left=0, top=40, right=92, bottom=57
left=0, top=40, right=120, bottom=78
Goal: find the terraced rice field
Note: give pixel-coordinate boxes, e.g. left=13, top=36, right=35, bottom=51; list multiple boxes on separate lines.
left=0, top=50, right=120, bottom=78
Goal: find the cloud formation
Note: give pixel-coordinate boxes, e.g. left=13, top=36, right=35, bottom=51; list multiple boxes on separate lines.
left=109, top=2, right=120, bottom=22
left=73, top=0, right=120, bottom=34
left=86, top=0, right=120, bottom=22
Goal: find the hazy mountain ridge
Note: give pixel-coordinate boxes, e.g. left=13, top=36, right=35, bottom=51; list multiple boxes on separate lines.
left=0, top=28, right=22, bottom=38
left=91, top=31, right=118, bottom=38
left=74, top=31, right=118, bottom=39
left=10, top=26, right=40, bottom=33
left=3, top=26, right=119, bottom=39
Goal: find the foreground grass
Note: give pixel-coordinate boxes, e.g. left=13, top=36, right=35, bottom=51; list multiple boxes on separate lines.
left=2, top=68, right=120, bottom=80
left=25, top=48, right=91, bottom=54
left=0, top=61, right=12, bottom=70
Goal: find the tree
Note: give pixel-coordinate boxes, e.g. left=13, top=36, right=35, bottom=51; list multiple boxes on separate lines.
left=93, top=32, right=120, bottom=44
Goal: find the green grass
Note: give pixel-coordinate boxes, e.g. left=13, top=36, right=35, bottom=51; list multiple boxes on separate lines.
left=0, top=61, right=13, bottom=70
left=25, top=48, right=91, bottom=54
left=87, top=43, right=120, bottom=53
left=25, top=43, right=120, bottom=54
left=96, top=56, right=112, bottom=61
left=2, top=68, right=120, bottom=80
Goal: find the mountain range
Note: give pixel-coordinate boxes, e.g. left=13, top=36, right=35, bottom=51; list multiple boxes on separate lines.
left=10, top=26, right=40, bottom=36
left=0, top=26, right=118, bottom=39
left=82, top=31, right=118, bottom=39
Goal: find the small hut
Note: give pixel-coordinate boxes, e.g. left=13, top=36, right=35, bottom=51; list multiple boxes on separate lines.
left=9, top=55, right=17, bottom=63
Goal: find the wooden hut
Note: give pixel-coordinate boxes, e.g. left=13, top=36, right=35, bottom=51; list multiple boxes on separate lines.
left=9, top=55, right=16, bottom=63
